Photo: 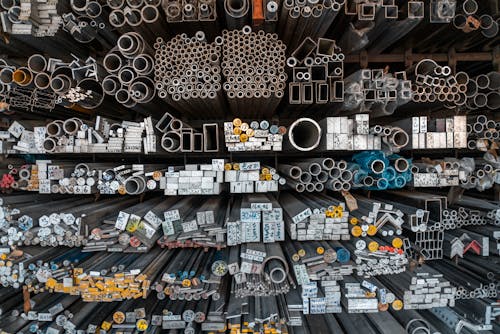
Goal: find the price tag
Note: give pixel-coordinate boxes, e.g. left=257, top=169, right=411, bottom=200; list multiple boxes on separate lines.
left=162, top=220, right=175, bottom=236
left=115, top=211, right=130, bottom=231
left=164, top=210, right=180, bottom=222
left=144, top=211, right=163, bottom=229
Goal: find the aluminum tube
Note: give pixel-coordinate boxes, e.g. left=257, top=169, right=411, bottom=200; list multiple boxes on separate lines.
left=486, top=92, right=500, bottom=110
left=482, top=20, right=499, bottom=38
left=487, top=71, right=500, bottom=90
left=475, top=74, right=490, bottom=89
left=76, top=79, right=105, bottom=109
left=109, top=9, right=126, bottom=27
left=278, top=164, right=302, bottom=179
left=224, top=0, right=250, bottom=29
left=34, top=72, right=51, bottom=89
left=63, top=118, right=82, bottom=135
left=102, top=75, right=121, bottom=95
left=27, top=54, right=47, bottom=73
left=46, top=121, right=64, bottom=136
left=50, top=75, right=72, bottom=93
left=0, top=67, right=13, bottom=84
left=462, top=0, right=478, bottom=15
left=161, top=131, right=182, bottom=152
left=286, top=118, right=321, bottom=151
left=12, top=67, right=32, bottom=86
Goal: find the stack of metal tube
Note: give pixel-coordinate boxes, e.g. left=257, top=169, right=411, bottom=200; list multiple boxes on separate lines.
left=0, top=54, right=104, bottom=112
left=464, top=72, right=500, bottom=110
left=410, top=156, right=500, bottom=191
left=279, top=158, right=340, bottom=192
left=277, top=0, right=343, bottom=51
left=409, top=59, right=467, bottom=107
left=0, top=0, right=61, bottom=36
left=467, top=114, right=500, bottom=151
left=287, top=37, right=344, bottom=105
left=154, top=31, right=226, bottom=117
left=7, top=116, right=157, bottom=154
left=452, top=0, right=498, bottom=38
left=341, top=69, right=412, bottom=117
left=349, top=151, right=412, bottom=190
left=394, top=115, right=467, bottom=150
left=102, top=32, right=156, bottom=108
left=320, top=114, right=410, bottom=152
left=221, top=26, right=287, bottom=117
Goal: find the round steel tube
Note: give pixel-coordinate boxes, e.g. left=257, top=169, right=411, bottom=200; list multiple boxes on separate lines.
left=0, top=67, right=13, bottom=84
left=486, top=92, right=500, bottom=110
left=63, top=118, right=82, bottom=135
left=77, top=79, right=105, bottom=109
left=475, top=74, right=490, bottom=89
left=462, top=0, right=478, bottom=15
left=487, top=71, right=500, bottom=90
left=287, top=118, right=321, bottom=151
left=162, top=131, right=181, bottom=152
left=142, top=5, right=159, bottom=23
left=34, top=72, right=50, bottom=89
left=103, top=52, right=123, bottom=73
left=12, top=67, right=32, bottom=86
left=102, top=75, right=121, bottom=95
left=85, top=1, right=102, bottom=18
left=109, top=9, right=126, bottom=27
left=27, top=54, right=47, bottom=73
left=389, top=129, right=409, bottom=148
left=43, top=137, right=57, bottom=152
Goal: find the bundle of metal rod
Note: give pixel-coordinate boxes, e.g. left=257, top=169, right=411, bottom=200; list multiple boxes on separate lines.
left=81, top=196, right=178, bottom=252
left=346, top=195, right=405, bottom=239
left=225, top=161, right=284, bottom=193
left=0, top=246, right=87, bottom=290
left=452, top=0, right=498, bottom=38
left=286, top=37, right=344, bottom=105
left=225, top=294, right=294, bottom=332
left=224, top=118, right=286, bottom=151
left=161, top=160, right=226, bottom=195
left=380, top=270, right=456, bottom=310
left=277, top=1, right=342, bottom=51
left=320, top=114, right=409, bottom=152
left=4, top=161, right=167, bottom=195
left=154, top=31, right=226, bottom=117
left=150, top=248, right=228, bottom=302
left=467, top=114, right=500, bottom=151
left=285, top=239, right=354, bottom=283
left=221, top=26, right=287, bottom=117
left=228, top=243, right=291, bottom=297
left=410, top=156, right=500, bottom=191
left=340, top=69, right=412, bottom=117
left=0, top=0, right=61, bottom=36
left=277, top=191, right=350, bottom=240
left=393, top=115, right=467, bottom=149
left=6, top=116, right=157, bottom=154
left=352, top=242, right=408, bottom=278
left=349, top=151, right=412, bottom=190
left=0, top=196, right=87, bottom=248
left=408, top=59, right=468, bottom=107
left=157, top=196, right=228, bottom=249
left=0, top=54, right=105, bottom=110
left=156, top=112, right=219, bottom=152
left=102, top=32, right=156, bottom=108
left=225, top=194, right=284, bottom=245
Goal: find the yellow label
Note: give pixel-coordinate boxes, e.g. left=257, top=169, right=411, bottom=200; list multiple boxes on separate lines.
left=316, top=247, right=324, bottom=255
left=136, top=319, right=148, bottom=331
left=368, top=241, right=379, bottom=252
left=101, top=321, right=112, bottom=331
left=113, top=311, right=125, bottom=324
left=392, top=237, right=403, bottom=249
left=351, top=225, right=362, bottom=237
left=392, top=300, right=403, bottom=310
left=367, top=225, right=377, bottom=236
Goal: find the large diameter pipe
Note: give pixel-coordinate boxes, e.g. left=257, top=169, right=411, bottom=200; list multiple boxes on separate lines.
left=287, top=118, right=321, bottom=151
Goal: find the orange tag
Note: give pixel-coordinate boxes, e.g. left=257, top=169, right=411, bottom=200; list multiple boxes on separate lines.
left=341, top=191, right=358, bottom=211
